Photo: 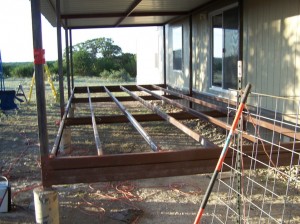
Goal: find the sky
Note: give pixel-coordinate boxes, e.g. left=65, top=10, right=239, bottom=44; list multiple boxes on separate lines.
left=0, top=0, right=157, bottom=62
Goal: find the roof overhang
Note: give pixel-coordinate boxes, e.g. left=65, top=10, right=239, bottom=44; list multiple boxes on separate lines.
left=39, top=0, right=215, bottom=29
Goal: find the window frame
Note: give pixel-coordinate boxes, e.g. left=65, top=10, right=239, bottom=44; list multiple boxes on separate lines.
left=209, top=3, right=239, bottom=90
left=172, top=26, right=183, bottom=71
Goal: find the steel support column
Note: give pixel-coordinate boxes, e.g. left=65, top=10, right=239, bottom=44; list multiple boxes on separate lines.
left=163, top=25, right=167, bottom=86
left=56, top=0, right=65, bottom=117
left=69, top=29, right=74, bottom=90
left=30, top=0, right=49, bottom=186
left=189, top=15, right=193, bottom=108
left=65, top=20, right=71, bottom=98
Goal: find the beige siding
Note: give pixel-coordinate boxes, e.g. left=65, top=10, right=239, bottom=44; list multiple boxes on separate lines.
left=166, top=0, right=300, bottom=114
left=193, top=13, right=209, bottom=92
left=244, top=0, right=300, bottom=98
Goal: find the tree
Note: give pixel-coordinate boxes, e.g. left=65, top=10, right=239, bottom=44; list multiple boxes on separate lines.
left=73, top=37, right=122, bottom=59
left=70, top=37, right=136, bottom=78
left=119, top=53, right=136, bottom=78
left=10, top=63, right=34, bottom=77
left=73, top=50, right=95, bottom=76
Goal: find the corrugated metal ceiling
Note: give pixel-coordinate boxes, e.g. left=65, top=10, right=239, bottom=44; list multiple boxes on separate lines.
left=40, top=0, right=214, bottom=29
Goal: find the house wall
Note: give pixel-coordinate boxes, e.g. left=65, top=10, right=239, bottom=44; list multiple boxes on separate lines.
left=243, top=0, right=300, bottom=113
left=192, top=13, right=210, bottom=93
left=166, top=0, right=300, bottom=113
left=243, top=0, right=300, bottom=98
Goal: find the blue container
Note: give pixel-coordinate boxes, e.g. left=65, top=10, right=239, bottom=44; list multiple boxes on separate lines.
left=0, top=176, right=11, bottom=213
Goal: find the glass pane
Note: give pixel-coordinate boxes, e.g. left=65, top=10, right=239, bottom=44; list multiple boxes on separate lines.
left=223, top=7, right=239, bottom=90
left=212, top=14, right=223, bottom=87
left=172, top=26, right=182, bottom=70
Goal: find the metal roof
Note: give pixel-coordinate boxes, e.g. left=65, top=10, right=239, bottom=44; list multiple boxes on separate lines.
left=40, top=0, right=214, bottom=29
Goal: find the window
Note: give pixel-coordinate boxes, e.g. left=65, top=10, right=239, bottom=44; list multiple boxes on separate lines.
left=211, top=6, right=239, bottom=90
left=172, top=26, right=182, bottom=71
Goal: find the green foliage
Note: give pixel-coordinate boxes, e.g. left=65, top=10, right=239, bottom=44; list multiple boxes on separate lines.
left=3, top=62, right=33, bottom=77
left=72, top=37, right=136, bottom=78
left=2, top=37, right=137, bottom=80
left=99, top=69, right=131, bottom=82
left=2, top=64, right=13, bottom=77
left=119, top=53, right=137, bottom=78
left=99, top=70, right=111, bottom=79
left=73, top=37, right=122, bottom=59
left=10, top=63, right=34, bottom=77
left=73, top=50, right=96, bottom=76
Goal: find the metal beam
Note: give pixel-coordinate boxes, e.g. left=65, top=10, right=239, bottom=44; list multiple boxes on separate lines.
left=245, top=115, right=300, bottom=141
left=69, top=29, right=74, bottom=89
left=65, top=112, right=197, bottom=126
left=51, top=90, right=75, bottom=157
left=104, top=86, right=160, bottom=152
left=64, top=22, right=71, bottom=98
left=72, top=94, right=181, bottom=103
left=74, top=84, right=165, bottom=94
left=56, top=0, right=65, bottom=117
left=65, top=111, right=225, bottom=126
left=151, top=85, right=227, bottom=114
left=136, top=85, right=256, bottom=142
left=121, top=86, right=214, bottom=145
left=163, top=25, right=167, bottom=86
left=61, top=11, right=188, bottom=19
left=115, top=0, right=143, bottom=27
left=42, top=142, right=300, bottom=186
left=87, top=87, right=103, bottom=156
left=189, top=15, right=193, bottom=108
left=67, top=23, right=165, bottom=30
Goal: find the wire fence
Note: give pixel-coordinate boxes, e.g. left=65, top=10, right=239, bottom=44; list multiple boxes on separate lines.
left=208, top=92, right=300, bottom=223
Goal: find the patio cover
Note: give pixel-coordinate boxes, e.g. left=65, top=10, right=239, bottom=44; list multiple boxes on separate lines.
left=40, top=0, right=214, bottom=29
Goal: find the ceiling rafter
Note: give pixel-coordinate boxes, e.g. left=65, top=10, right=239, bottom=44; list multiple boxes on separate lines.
left=41, top=0, right=217, bottom=30
left=115, top=0, right=143, bottom=27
